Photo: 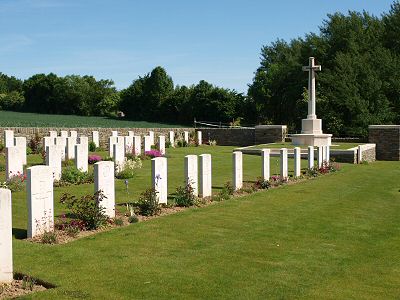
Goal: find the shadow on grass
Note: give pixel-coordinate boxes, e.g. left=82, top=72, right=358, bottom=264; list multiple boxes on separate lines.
left=13, top=228, right=27, bottom=239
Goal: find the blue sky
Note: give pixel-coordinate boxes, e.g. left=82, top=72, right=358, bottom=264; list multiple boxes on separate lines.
left=0, top=0, right=393, bottom=93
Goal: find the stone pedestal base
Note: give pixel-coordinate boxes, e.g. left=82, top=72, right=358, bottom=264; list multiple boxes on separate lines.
left=291, top=133, right=332, bottom=147
left=301, top=118, right=322, bottom=134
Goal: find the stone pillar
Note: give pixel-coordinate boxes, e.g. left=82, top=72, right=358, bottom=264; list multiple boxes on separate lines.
left=133, top=136, right=141, bottom=156
left=357, top=145, right=362, bottom=164
left=169, top=131, right=175, bottom=147
left=184, top=155, right=198, bottom=196
left=280, top=148, right=288, bottom=179
left=92, top=131, right=99, bottom=148
left=232, top=151, right=243, bottom=190
left=197, top=131, right=202, bottom=145
left=5, top=147, right=23, bottom=181
left=294, top=147, right=301, bottom=177
left=307, top=146, right=314, bottom=169
left=261, top=149, right=270, bottom=181
left=144, top=136, right=152, bottom=152
left=3, top=130, right=14, bottom=148
left=14, top=136, right=27, bottom=165
left=27, top=165, right=54, bottom=238
left=0, top=188, right=13, bottom=283
left=46, top=145, right=62, bottom=181
left=94, top=161, right=115, bottom=218
left=199, top=154, right=212, bottom=198
left=75, top=143, right=88, bottom=172
left=159, top=136, right=166, bottom=155
left=317, top=146, right=323, bottom=168
left=151, top=157, right=168, bottom=204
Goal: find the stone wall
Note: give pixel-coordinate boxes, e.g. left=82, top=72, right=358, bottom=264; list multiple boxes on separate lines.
left=368, top=125, right=400, bottom=161
left=198, top=126, right=287, bottom=146
left=0, top=127, right=193, bottom=149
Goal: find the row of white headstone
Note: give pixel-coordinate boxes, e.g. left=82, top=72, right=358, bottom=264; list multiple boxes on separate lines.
left=232, top=145, right=330, bottom=190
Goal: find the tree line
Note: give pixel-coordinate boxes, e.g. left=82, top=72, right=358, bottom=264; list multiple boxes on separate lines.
left=1, top=2, right=400, bottom=136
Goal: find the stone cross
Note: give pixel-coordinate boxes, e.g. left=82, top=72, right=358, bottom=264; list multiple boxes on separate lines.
left=302, top=57, right=321, bottom=120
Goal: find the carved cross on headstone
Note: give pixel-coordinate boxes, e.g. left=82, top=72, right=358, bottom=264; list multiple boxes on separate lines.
left=302, top=57, right=321, bottom=120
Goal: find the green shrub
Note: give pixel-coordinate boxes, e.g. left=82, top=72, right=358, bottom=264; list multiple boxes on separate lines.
left=0, top=173, right=26, bottom=192
left=26, top=146, right=32, bottom=155
left=60, top=191, right=109, bottom=230
left=176, top=139, right=187, bottom=147
left=128, top=215, right=139, bottom=223
left=28, top=133, right=42, bottom=154
left=89, top=141, right=96, bottom=152
left=61, top=166, right=94, bottom=185
left=114, top=218, right=124, bottom=226
left=115, top=157, right=142, bottom=179
left=138, top=188, right=161, bottom=216
left=253, top=177, right=271, bottom=190
left=0, top=142, right=4, bottom=152
left=102, top=156, right=113, bottom=161
left=62, top=159, right=74, bottom=168
left=174, top=183, right=197, bottom=207
left=40, top=231, right=58, bottom=244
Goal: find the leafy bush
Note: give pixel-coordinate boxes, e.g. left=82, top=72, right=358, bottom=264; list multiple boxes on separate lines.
left=213, top=181, right=234, bottom=201
left=102, top=156, right=113, bottom=161
left=60, top=191, right=109, bottom=230
left=61, top=166, right=94, bottom=185
left=56, top=215, right=86, bottom=237
left=144, top=150, right=162, bottom=158
left=28, top=133, right=42, bottom=154
left=40, top=231, right=58, bottom=244
left=165, top=141, right=172, bottom=148
left=253, top=177, right=271, bottom=190
left=128, top=215, right=139, bottom=223
left=208, top=140, right=217, bottom=146
left=88, top=154, right=102, bottom=164
left=62, top=159, right=74, bottom=168
left=89, top=141, right=97, bottom=152
left=114, top=218, right=124, bottom=226
left=0, top=171, right=26, bottom=192
left=174, top=183, right=197, bottom=207
left=115, top=157, right=142, bottom=179
left=0, top=142, right=4, bottom=152
left=176, top=139, right=187, bottom=147
left=26, top=146, right=32, bottom=155
left=138, top=188, right=161, bottom=216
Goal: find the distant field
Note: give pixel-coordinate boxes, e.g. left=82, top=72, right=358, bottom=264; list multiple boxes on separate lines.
left=0, top=110, right=185, bottom=128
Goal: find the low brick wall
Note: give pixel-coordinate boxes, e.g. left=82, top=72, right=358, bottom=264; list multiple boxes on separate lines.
left=358, top=144, right=376, bottom=163
left=198, top=125, right=287, bottom=146
left=368, top=125, right=400, bottom=160
left=0, top=127, right=193, bottom=149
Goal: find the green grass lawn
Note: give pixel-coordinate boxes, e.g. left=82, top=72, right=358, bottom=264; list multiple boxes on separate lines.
left=0, top=110, right=185, bottom=128
left=2, top=146, right=400, bottom=299
left=248, top=142, right=362, bottom=150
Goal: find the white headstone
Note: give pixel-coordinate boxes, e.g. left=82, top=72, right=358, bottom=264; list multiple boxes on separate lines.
left=280, top=148, right=288, bottom=179
left=294, top=147, right=301, bottom=177
left=14, top=136, right=27, bottom=165
left=94, top=161, right=115, bottom=218
left=261, top=149, right=270, bottom=181
left=43, top=136, right=55, bottom=153
left=144, top=136, right=152, bottom=152
left=60, top=130, right=68, bottom=138
left=5, top=146, right=23, bottom=180
left=308, top=146, right=314, bottom=169
left=124, top=136, right=134, bottom=154
left=133, top=136, right=141, bottom=156
left=151, top=157, right=168, bottom=204
left=79, top=136, right=88, bottom=149
left=184, top=131, right=189, bottom=144
left=317, top=146, right=323, bottom=168
left=0, top=188, right=13, bottom=283
left=92, top=131, right=99, bottom=148
left=128, top=131, right=134, bottom=137
left=108, top=136, right=118, bottom=157
left=69, top=131, right=77, bottom=138
left=159, top=135, right=166, bottom=155
left=49, top=130, right=57, bottom=138
left=46, top=145, right=62, bottom=181
left=27, top=165, right=54, bottom=238
left=66, top=137, right=77, bottom=160
left=169, top=131, right=175, bottom=147
left=3, top=130, right=14, bottom=148
left=75, top=143, right=88, bottom=172
left=55, top=137, right=66, bottom=161
left=148, top=131, right=155, bottom=145
left=111, top=131, right=118, bottom=137
left=184, top=155, right=198, bottom=196
left=113, top=141, right=125, bottom=172
left=199, top=154, right=212, bottom=198
left=197, top=131, right=202, bottom=145
left=232, top=151, right=243, bottom=190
